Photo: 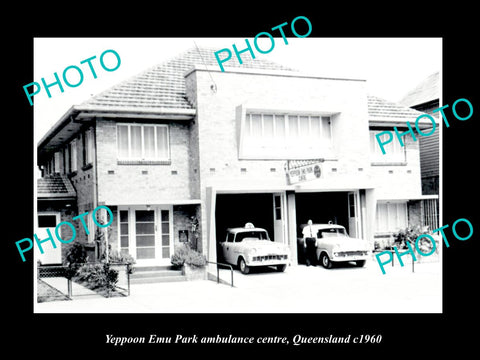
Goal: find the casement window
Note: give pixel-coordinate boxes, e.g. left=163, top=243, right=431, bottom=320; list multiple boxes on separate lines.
left=119, top=210, right=129, bottom=256
left=46, top=157, right=53, bottom=175
left=70, top=139, right=78, bottom=172
left=375, top=201, right=408, bottom=233
left=64, top=145, right=70, bottom=174
left=241, top=112, right=333, bottom=159
left=51, top=152, right=60, bottom=174
left=370, top=130, right=406, bottom=163
left=117, top=124, right=170, bottom=162
left=82, top=128, right=94, bottom=166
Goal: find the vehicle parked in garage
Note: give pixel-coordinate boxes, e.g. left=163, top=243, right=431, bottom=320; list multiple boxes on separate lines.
left=298, top=223, right=370, bottom=269
left=220, top=223, right=290, bottom=274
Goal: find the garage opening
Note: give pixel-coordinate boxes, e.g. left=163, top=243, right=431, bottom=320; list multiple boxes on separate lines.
left=295, top=192, right=350, bottom=237
left=215, top=193, right=275, bottom=262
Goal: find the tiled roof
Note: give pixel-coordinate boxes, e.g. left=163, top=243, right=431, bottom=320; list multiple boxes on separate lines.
left=399, top=72, right=439, bottom=107
left=37, top=174, right=76, bottom=199
left=368, top=95, right=429, bottom=122
left=78, top=47, right=295, bottom=114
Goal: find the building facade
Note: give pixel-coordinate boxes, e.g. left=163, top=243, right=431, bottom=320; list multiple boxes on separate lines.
left=36, top=47, right=438, bottom=270
left=399, top=71, right=440, bottom=195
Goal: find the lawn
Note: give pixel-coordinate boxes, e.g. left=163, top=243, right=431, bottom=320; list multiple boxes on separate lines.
left=37, top=278, right=70, bottom=303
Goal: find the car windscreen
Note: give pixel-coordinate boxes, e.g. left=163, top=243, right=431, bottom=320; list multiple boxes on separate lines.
left=317, top=228, right=348, bottom=238
left=235, top=231, right=269, bottom=242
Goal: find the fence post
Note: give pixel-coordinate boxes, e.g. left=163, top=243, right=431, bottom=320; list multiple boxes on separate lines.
left=127, top=263, right=131, bottom=296
left=67, top=278, right=72, bottom=299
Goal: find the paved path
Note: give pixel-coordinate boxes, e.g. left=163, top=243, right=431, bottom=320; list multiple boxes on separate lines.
left=41, top=277, right=102, bottom=300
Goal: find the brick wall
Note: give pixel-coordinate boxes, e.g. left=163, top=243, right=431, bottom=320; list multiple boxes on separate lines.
left=407, top=200, right=423, bottom=228
left=370, top=133, right=422, bottom=200
left=173, top=204, right=201, bottom=250
left=95, top=118, right=196, bottom=205
left=69, top=127, right=96, bottom=244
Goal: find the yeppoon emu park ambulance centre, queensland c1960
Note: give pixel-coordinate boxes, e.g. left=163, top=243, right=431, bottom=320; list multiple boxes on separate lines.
left=36, top=46, right=439, bottom=273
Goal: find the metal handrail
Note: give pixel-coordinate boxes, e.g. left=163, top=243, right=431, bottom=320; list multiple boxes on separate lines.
left=207, top=261, right=234, bottom=287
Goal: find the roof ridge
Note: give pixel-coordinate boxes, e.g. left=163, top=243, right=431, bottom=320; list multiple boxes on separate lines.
left=78, top=45, right=296, bottom=113
left=398, top=71, right=440, bottom=107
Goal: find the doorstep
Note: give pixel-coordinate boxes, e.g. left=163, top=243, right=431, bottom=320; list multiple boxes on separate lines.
left=130, top=265, right=187, bottom=284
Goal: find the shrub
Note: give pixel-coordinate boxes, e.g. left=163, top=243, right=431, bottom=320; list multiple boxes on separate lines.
left=394, top=225, right=425, bottom=248
left=171, top=244, right=207, bottom=268
left=65, top=243, right=88, bottom=266
left=64, top=243, right=89, bottom=279
left=107, top=250, right=134, bottom=264
left=74, top=262, right=119, bottom=294
left=393, top=225, right=438, bottom=255
left=107, top=250, right=136, bottom=274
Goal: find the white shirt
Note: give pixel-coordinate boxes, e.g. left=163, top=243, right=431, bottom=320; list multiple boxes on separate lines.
left=302, top=225, right=316, bottom=247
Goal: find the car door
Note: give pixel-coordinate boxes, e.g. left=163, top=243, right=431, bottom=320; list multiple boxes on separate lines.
left=222, top=232, right=235, bottom=264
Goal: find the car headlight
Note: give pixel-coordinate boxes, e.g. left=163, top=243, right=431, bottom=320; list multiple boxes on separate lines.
left=249, top=248, right=257, bottom=254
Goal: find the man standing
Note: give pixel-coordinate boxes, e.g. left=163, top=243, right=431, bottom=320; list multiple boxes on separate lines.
left=302, top=220, right=317, bottom=266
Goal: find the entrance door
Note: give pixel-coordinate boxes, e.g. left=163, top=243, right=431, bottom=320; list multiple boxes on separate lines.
left=120, top=206, right=172, bottom=266
left=348, top=191, right=361, bottom=238
left=35, top=213, right=61, bottom=265
left=134, top=209, right=157, bottom=262
left=273, top=193, right=285, bottom=243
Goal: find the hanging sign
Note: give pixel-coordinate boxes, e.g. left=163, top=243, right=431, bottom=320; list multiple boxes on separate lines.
left=286, top=161, right=322, bottom=185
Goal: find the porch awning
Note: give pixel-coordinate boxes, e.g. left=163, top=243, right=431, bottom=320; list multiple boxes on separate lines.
left=37, top=174, right=76, bottom=200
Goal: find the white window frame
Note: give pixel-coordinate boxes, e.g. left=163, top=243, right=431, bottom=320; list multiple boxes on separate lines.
left=70, top=139, right=77, bottom=172
left=375, top=201, right=408, bottom=233
left=241, top=110, right=334, bottom=159
left=116, top=123, right=170, bottom=161
left=53, top=151, right=61, bottom=174
left=85, top=128, right=94, bottom=165
left=118, top=209, right=130, bottom=255
left=64, top=145, right=70, bottom=174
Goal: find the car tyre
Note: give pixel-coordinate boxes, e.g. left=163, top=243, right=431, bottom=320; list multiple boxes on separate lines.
left=238, top=257, right=250, bottom=274
left=320, top=253, right=333, bottom=269
left=276, top=264, right=287, bottom=272
left=355, top=260, right=366, bottom=267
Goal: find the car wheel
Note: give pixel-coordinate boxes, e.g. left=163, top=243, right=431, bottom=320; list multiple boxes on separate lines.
left=320, top=253, right=332, bottom=269
left=238, top=257, right=250, bottom=274
left=276, top=264, right=287, bottom=272
left=355, top=260, right=366, bottom=267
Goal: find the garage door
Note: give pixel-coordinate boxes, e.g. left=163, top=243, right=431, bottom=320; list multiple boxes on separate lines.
left=295, top=192, right=349, bottom=236
left=215, top=193, right=275, bottom=260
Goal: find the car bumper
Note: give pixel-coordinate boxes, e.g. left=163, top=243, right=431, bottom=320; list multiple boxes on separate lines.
left=247, top=255, right=289, bottom=266
left=331, top=251, right=369, bottom=262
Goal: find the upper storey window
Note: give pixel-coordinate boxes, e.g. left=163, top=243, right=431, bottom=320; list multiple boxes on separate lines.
left=117, top=124, right=170, bottom=163
left=241, top=111, right=333, bottom=159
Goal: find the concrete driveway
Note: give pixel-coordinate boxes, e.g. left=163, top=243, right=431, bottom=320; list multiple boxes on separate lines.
left=215, top=258, right=442, bottom=313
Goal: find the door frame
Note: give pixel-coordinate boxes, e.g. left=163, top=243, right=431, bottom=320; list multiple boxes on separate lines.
left=35, top=212, right=62, bottom=265
left=272, top=192, right=287, bottom=244
left=117, top=205, right=173, bottom=266
left=348, top=191, right=362, bottom=238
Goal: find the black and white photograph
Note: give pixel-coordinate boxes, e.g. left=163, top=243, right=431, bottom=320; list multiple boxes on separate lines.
left=31, top=37, right=445, bottom=314
left=7, top=9, right=478, bottom=356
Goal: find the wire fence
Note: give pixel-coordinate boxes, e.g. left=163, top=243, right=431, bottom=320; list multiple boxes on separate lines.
left=37, top=263, right=131, bottom=302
